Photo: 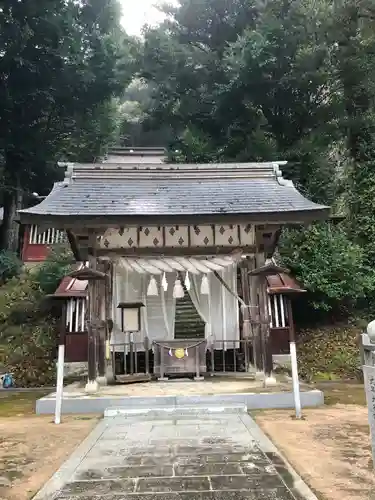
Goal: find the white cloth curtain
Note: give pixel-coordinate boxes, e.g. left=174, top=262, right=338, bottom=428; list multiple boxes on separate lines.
left=217, top=266, right=240, bottom=349
left=110, top=260, right=176, bottom=351
left=187, top=264, right=239, bottom=349
left=188, top=274, right=212, bottom=340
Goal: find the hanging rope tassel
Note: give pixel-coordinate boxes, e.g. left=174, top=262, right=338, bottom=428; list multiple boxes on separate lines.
left=162, top=272, right=168, bottom=292
left=185, top=348, right=188, bottom=357
left=200, top=274, right=209, bottom=295
left=147, top=276, right=158, bottom=296
left=168, top=349, right=172, bottom=357
left=184, top=271, right=191, bottom=291
left=173, top=279, right=185, bottom=298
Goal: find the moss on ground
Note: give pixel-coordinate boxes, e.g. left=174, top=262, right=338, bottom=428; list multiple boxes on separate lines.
left=0, top=391, right=49, bottom=417
left=312, top=381, right=366, bottom=406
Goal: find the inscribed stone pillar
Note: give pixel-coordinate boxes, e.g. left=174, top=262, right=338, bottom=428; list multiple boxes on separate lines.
left=363, top=365, right=375, bottom=469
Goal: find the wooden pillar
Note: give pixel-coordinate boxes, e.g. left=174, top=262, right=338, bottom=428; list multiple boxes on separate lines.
left=85, top=243, right=98, bottom=393
left=105, top=261, right=115, bottom=383
left=251, top=251, right=274, bottom=383
left=252, top=254, right=264, bottom=374
left=96, top=262, right=107, bottom=385
left=258, top=277, right=273, bottom=379
left=242, top=255, right=259, bottom=372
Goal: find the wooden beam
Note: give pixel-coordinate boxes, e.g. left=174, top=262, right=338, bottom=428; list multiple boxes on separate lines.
left=66, top=230, right=82, bottom=261
left=94, top=246, right=256, bottom=257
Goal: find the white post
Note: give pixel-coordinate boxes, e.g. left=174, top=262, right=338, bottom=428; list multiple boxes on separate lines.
left=54, top=344, right=65, bottom=424
left=290, top=340, right=302, bottom=419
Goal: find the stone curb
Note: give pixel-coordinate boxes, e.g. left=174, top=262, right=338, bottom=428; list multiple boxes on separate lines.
left=36, top=389, right=324, bottom=415
left=240, top=413, right=319, bottom=500
left=31, top=419, right=109, bottom=500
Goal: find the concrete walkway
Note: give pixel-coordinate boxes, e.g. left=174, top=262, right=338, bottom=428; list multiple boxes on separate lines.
left=34, top=408, right=317, bottom=500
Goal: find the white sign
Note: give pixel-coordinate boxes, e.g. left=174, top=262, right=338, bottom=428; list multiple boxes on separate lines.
left=363, top=365, right=375, bottom=469
left=123, top=308, right=140, bottom=332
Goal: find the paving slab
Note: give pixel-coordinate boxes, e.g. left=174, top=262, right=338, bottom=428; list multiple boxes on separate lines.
left=33, top=410, right=318, bottom=500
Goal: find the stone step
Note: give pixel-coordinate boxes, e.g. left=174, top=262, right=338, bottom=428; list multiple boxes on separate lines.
left=104, top=403, right=248, bottom=418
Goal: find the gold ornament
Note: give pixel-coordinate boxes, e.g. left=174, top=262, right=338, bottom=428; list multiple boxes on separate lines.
left=175, top=348, right=185, bottom=359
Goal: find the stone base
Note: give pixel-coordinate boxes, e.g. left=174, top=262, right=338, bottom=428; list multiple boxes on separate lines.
left=36, top=389, right=324, bottom=415
left=96, top=376, right=107, bottom=386
left=105, top=365, right=115, bottom=385
left=194, top=376, right=205, bottom=381
left=265, top=376, right=278, bottom=387
left=61, top=362, right=88, bottom=378
left=85, top=380, right=99, bottom=394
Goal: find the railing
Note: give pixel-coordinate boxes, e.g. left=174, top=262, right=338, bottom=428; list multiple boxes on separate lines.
left=207, top=339, right=254, bottom=375
left=111, top=337, right=151, bottom=377
left=66, top=298, right=86, bottom=333
left=110, top=337, right=255, bottom=378
left=29, top=224, right=67, bottom=245
left=268, top=293, right=288, bottom=328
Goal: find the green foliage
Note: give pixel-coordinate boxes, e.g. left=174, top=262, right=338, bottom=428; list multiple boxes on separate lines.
left=0, top=272, right=57, bottom=387
left=0, top=250, right=22, bottom=284
left=297, top=323, right=362, bottom=382
left=0, top=249, right=73, bottom=387
left=0, top=0, right=136, bottom=250
left=33, top=247, right=73, bottom=295
left=139, top=0, right=338, bottom=201
left=1, top=322, right=56, bottom=388
left=279, top=223, right=372, bottom=311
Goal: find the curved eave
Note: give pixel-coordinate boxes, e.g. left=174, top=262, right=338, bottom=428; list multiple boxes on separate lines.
left=18, top=208, right=330, bottom=227
left=267, top=287, right=307, bottom=295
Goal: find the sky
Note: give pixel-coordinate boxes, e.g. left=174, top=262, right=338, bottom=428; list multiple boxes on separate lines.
left=120, top=0, right=167, bottom=36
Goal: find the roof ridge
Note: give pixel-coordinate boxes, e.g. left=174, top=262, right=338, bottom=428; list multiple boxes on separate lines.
left=58, top=161, right=289, bottom=183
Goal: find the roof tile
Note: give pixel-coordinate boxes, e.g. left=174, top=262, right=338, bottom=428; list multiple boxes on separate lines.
left=19, top=162, right=328, bottom=218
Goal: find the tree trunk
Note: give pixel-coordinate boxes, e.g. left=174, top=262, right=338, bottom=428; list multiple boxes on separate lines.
left=0, top=169, right=22, bottom=253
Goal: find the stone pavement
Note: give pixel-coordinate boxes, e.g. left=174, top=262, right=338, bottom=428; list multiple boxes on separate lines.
left=34, top=409, right=317, bottom=500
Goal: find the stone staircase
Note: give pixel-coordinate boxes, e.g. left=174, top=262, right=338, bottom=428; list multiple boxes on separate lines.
left=174, top=286, right=205, bottom=340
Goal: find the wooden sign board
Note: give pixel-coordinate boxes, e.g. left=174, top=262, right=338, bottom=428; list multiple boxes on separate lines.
left=363, top=365, right=375, bottom=469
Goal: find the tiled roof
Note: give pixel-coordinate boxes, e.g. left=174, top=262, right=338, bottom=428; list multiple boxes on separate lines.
left=19, top=162, right=329, bottom=220
left=266, top=273, right=306, bottom=294
left=53, top=263, right=87, bottom=298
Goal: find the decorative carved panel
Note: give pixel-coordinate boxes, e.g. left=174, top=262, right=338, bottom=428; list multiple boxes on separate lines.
left=165, top=225, right=189, bottom=247
left=99, top=224, right=256, bottom=250
left=100, top=227, right=137, bottom=249
left=189, top=225, right=214, bottom=247
left=139, top=226, right=163, bottom=247
left=239, top=224, right=255, bottom=246
left=215, top=224, right=239, bottom=246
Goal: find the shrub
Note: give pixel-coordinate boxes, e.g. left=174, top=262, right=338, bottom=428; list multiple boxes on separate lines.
left=1, top=323, right=56, bottom=387
left=279, top=222, right=373, bottom=313
left=297, top=322, right=362, bottom=381
left=0, top=250, right=22, bottom=284
left=0, top=271, right=58, bottom=387
left=32, top=246, right=73, bottom=295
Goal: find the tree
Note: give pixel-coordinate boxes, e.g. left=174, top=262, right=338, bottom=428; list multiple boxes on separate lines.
left=332, top=0, right=375, bottom=263
left=0, top=0, right=135, bottom=250
left=141, top=0, right=340, bottom=203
